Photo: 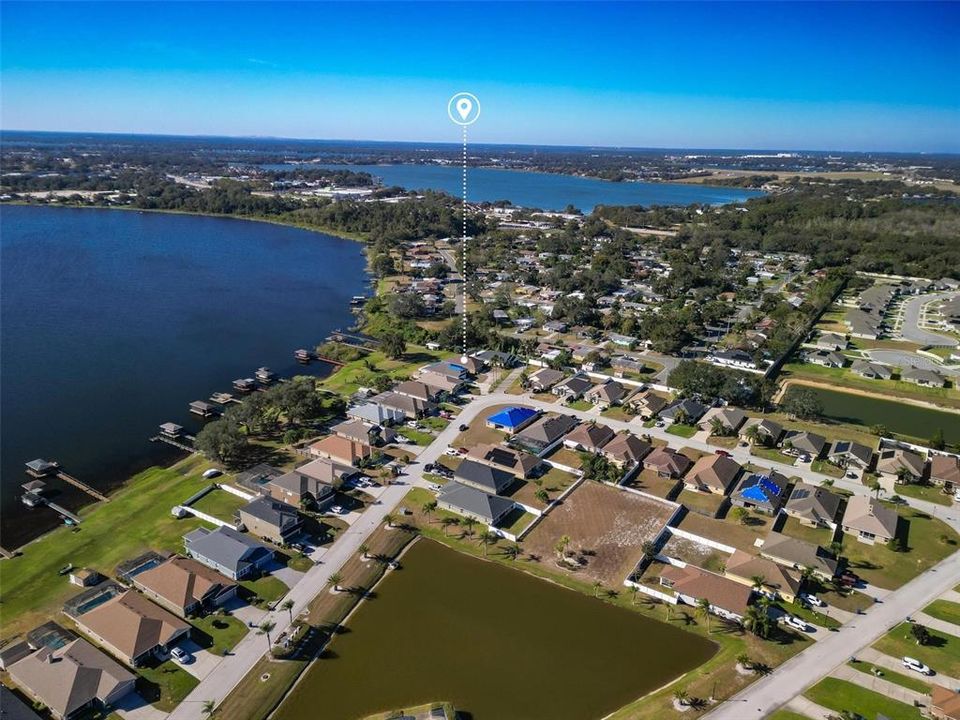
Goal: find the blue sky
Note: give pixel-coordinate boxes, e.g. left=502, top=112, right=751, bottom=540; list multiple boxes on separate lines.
left=2, top=1, right=958, bottom=151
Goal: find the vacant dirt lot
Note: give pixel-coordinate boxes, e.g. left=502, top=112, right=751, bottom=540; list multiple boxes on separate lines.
left=523, top=481, right=675, bottom=586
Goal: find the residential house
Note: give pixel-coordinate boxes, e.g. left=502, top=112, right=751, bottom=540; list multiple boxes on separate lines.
left=309, top=435, right=373, bottom=467
left=423, top=361, right=471, bottom=381
left=731, top=472, right=789, bottom=515
left=528, top=367, right=565, bottom=392
left=0, top=685, right=42, bottom=720
left=418, top=371, right=464, bottom=396
left=902, top=367, right=948, bottom=388
left=563, top=422, right=615, bottom=454
left=71, top=590, right=190, bottom=666
left=701, top=407, right=748, bottom=435
left=7, top=638, right=135, bottom=720
left=759, top=533, right=838, bottom=580
left=828, top=441, right=874, bottom=470
left=850, top=360, right=894, bottom=381
left=330, top=419, right=382, bottom=446
left=931, top=455, right=960, bottom=490
left=931, top=684, right=960, bottom=720
left=739, top=418, right=783, bottom=447
left=234, top=463, right=283, bottom=494
left=813, top=332, right=849, bottom=351
left=643, top=447, right=693, bottom=479
left=782, top=430, right=827, bottom=458
left=660, top=399, right=708, bottom=425
left=724, top=550, right=800, bottom=603
left=552, top=374, right=594, bottom=401
left=132, top=556, right=238, bottom=617
left=485, top=406, right=540, bottom=434
left=876, top=448, right=926, bottom=483
left=656, top=564, right=753, bottom=621
left=806, top=349, right=847, bottom=368
left=783, top=482, right=842, bottom=529
left=266, top=458, right=350, bottom=507
left=369, top=391, right=436, bottom=419
left=393, top=380, right=443, bottom=403
left=841, top=495, right=899, bottom=544
left=454, top=459, right=517, bottom=495
left=466, top=443, right=540, bottom=480
left=585, top=380, right=627, bottom=409
left=708, top=349, right=758, bottom=370
left=685, top=455, right=742, bottom=495
left=601, top=432, right=652, bottom=468
left=237, top=496, right=303, bottom=545
left=510, top=414, right=579, bottom=456
left=346, top=401, right=405, bottom=425
left=626, top=391, right=669, bottom=420
left=183, top=526, right=274, bottom=580
left=437, top=482, right=515, bottom=526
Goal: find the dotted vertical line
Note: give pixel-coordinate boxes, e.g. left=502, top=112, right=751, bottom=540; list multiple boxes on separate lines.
left=461, top=124, right=468, bottom=357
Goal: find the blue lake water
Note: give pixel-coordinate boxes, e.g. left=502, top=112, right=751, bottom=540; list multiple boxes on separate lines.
left=0, top=206, right=368, bottom=547
left=263, top=163, right=764, bottom=211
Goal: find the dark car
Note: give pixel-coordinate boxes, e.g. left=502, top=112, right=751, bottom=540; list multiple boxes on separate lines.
left=459, top=423, right=469, bottom=432
left=714, top=449, right=731, bottom=457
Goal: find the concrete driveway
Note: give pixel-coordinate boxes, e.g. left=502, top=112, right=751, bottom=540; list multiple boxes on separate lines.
left=174, top=638, right=221, bottom=680
left=114, top=692, right=168, bottom=720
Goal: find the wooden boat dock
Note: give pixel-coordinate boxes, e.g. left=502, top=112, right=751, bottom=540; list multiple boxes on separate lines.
left=57, top=471, right=109, bottom=502
left=24, top=459, right=108, bottom=502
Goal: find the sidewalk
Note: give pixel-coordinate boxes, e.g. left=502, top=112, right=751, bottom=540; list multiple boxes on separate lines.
left=784, top=696, right=836, bottom=720
left=915, top=611, right=960, bottom=639
left=857, top=646, right=960, bottom=689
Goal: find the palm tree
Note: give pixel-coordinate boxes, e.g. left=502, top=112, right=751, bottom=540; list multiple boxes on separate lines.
left=673, top=689, right=689, bottom=707
left=750, top=575, right=767, bottom=594
left=742, top=605, right=770, bottom=639
left=201, top=700, right=216, bottom=717
left=503, top=542, right=521, bottom=561
left=735, top=653, right=752, bottom=671
left=440, top=517, right=458, bottom=536
left=555, top=534, right=571, bottom=560
left=630, top=585, right=639, bottom=605
left=384, top=513, right=396, bottom=529
left=477, top=530, right=497, bottom=556
left=674, top=408, right=689, bottom=426
left=641, top=540, right=657, bottom=559
left=869, top=479, right=884, bottom=498
left=359, top=543, right=370, bottom=560
left=744, top=423, right=761, bottom=446
left=460, top=516, right=476, bottom=537
left=257, top=620, right=276, bottom=650
left=696, top=597, right=712, bottom=633
left=329, top=571, right=343, bottom=592
left=534, top=488, right=549, bottom=504
left=280, top=599, right=295, bottom=624
left=421, top=500, right=437, bottom=521
left=709, top=417, right=726, bottom=437
left=593, top=581, right=604, bottom=598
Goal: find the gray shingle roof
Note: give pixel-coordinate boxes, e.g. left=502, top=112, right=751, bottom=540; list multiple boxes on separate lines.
left=438, top=482, right=515, bottom=524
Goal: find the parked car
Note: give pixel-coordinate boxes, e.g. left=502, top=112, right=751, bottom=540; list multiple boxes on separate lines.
left=171, top=647, right=193, bottom=664
left=800, top=593, right=826, bottom=608
left=714, top=450, right=731, bottom=457
left=782, top=615, right=808, bottom=632
left=330, top=505, right=344, bottom=514
left=427, top=483, right=443, bottom=493
left=459, top=423, right=469, bottom=432
left=444, top=447, right=460, bottom=456
left=902, top=656, right=932, bottom=675
left=406, top=421, right=419, bottom=429
left=840, top=571, right=861, bottom=586
left=655, top=421, right=665, bottom=428
left=424, top=463, right=435, bottom=472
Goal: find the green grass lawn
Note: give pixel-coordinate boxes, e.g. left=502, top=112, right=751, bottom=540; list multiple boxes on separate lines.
left=600, top=406, right=635, bottom=421
left=783, top=601, right=841, bottom=629
left=666, top=423, right=698, bottom=438
left=497, top=508, right=536, bottom=537
left=778, top=516, right=836, bottom=548
left=0, top=457, right=218, bottom=639
left=924, top=599, right=960, bottom=627
left=841, top=505, right=959, bottom=589
left=189, top=487, right=248, bottom=522
left=567, top=399, right=593, bottom=411
left=137, top=660, right=200, bottom=712
left=240, top=574, right=289, bottom=604
left=420, top=417, right=450, bottom=431
left=804, top=677, right=922, bottom=720
left=810, top=459, right=843, bottom=478
left=896, top=481, right=953, bottom=506
left=396, top=428, right=433, bottom=446
left=192, top=613, right=250, bottom=655
left=874, top=622, right=960, bottom=678
left=847, top=660, right=932, bottom=694
left=750, top=446, right=797, bottom=465
left=318, top=346, right=451, bottom=398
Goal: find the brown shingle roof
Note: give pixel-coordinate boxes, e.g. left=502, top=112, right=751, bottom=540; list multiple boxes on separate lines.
left=601, top=433, right=652, bottom=466
left=74, top=590, right=190, bottom=663
left=686, top=454, right=742, bottom=493
left=659, top=564, right=753, bottom=616
left=133, top=556, right=236, bottom=615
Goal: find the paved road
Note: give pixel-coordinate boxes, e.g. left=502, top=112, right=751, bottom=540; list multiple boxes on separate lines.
left=868, top=349, right=960, bottom=379
left=898, top=292, right=959, bottom=347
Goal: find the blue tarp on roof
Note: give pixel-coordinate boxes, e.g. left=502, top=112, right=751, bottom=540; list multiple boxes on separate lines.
left=487, top=406, right=537, bottom=429
left=739, top=474, right=783, bottom=503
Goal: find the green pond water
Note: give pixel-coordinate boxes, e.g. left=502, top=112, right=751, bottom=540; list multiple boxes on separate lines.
left=804, top=387, right=960, bottom=445
left=275, top=540, right=716, bottom=720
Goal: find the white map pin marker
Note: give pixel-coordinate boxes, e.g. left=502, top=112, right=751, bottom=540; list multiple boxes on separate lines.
left=448, top=92, right=480, bottom=126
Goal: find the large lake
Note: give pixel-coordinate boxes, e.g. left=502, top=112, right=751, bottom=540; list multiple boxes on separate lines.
left=0, top=206, right=368, bottom=547
left=276, top=539, right=716, bottom=720
left=263, top=163, right=764, bottom=211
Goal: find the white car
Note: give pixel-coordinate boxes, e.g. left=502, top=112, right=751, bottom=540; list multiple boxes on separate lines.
left=902, top=656, right=932, bottom=675
left=329, top=505, right=344, bottom=515
left=801, top=593, right=826, bottom=608
left=427, top=483, right=443, bottom=493
left=782, top=615, right=808, bottom=632
left=170, top=647, right=193, bottom=664
left=444, top=447, right=460, bottom=456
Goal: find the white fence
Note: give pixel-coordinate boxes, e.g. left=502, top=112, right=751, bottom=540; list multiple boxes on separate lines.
left=667, top=525, right=737, bottom=554
left=218, top=483, right=256, bottom=501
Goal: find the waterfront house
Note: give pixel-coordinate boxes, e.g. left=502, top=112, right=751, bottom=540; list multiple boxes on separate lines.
left=347, top=401, right=405, bottom=425
left=424, top=361, right=471, bottom=381
left=418, top=371, right=465, bottom=396
left=309, top=435, right=372, bottom=467
left=70, top=590, right=190, bottom=667
left=827, top=440, right=874, bottom=470
left=643, top=447, right=693, bottom=479
left=585, top=380, right=627, bottom=409
left=7, top=638, right=135, bottom=720
left=132, top=555, right=237, bottom=617
left=601, top=432, right=652, bottom=468
left=189, top=400, right=218, bottom=417
left=660, top=399, right=707, bottom=425
left=437, top=482, right=515, bottom=526
left=876, top=448, right=926, bottom=483
left=806, top=349, right=847, bottom=368
left=841, top=495, right=899, bottom=544
left=759, top=533, right=838, bottom=580
left=782, top=430, right=827, bottom=458
left=783, top=482, right=842, bottom=529
left=330, top=419, right=384, bottom=446
left=510, top=414, right=579, bottom=456
left=237, top=496, right=304, bottom=545
left=183, top=525, right=274, bottom=581
left=902, top=367, right=948, bottom=388
left=485, top=406, right=540, bottom=434
left=393, top=380, right=443, bottom=403
left=685, top=454, right=742, bottom=495
left=528, top=367, right=565, bottom=392
left=466, top=443, right=540, bottom=480
left=731, top=472, right=789, bottom=515
left=657, top=564, right=753, bottom=622
left=552, top=374, right=594, bottom=401
left=931, top=455, right=960, bottom=490
left=851, top=360, right=894, bottom=380
left=563, top=422, right=615, bottom=454
left=454, top=459, right=517, bottom=495
left=266, top=458, right=350, bottom=507
left=724, top=550, right=800, bottom=603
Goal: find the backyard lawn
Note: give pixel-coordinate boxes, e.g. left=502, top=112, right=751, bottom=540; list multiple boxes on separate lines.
left=874, top=623, right=960, bottom=678
left=626, top=469, right=682, bottom=501
left=804, top=678, right=922, bottom=720
left=677, top=488, right=725, bottom=517
left=778, top=516, right=837, bottom=548
left=923, top=599, right=960, bottom=627
left=840, top=505, right=959, bottom=589
left=189, top=487, right=248, bottom=522
left=318, top=346, right=451, bottom=398
left=192, top=613, right=250, bottom=655
left=497, top=508, right=537, bottom=537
